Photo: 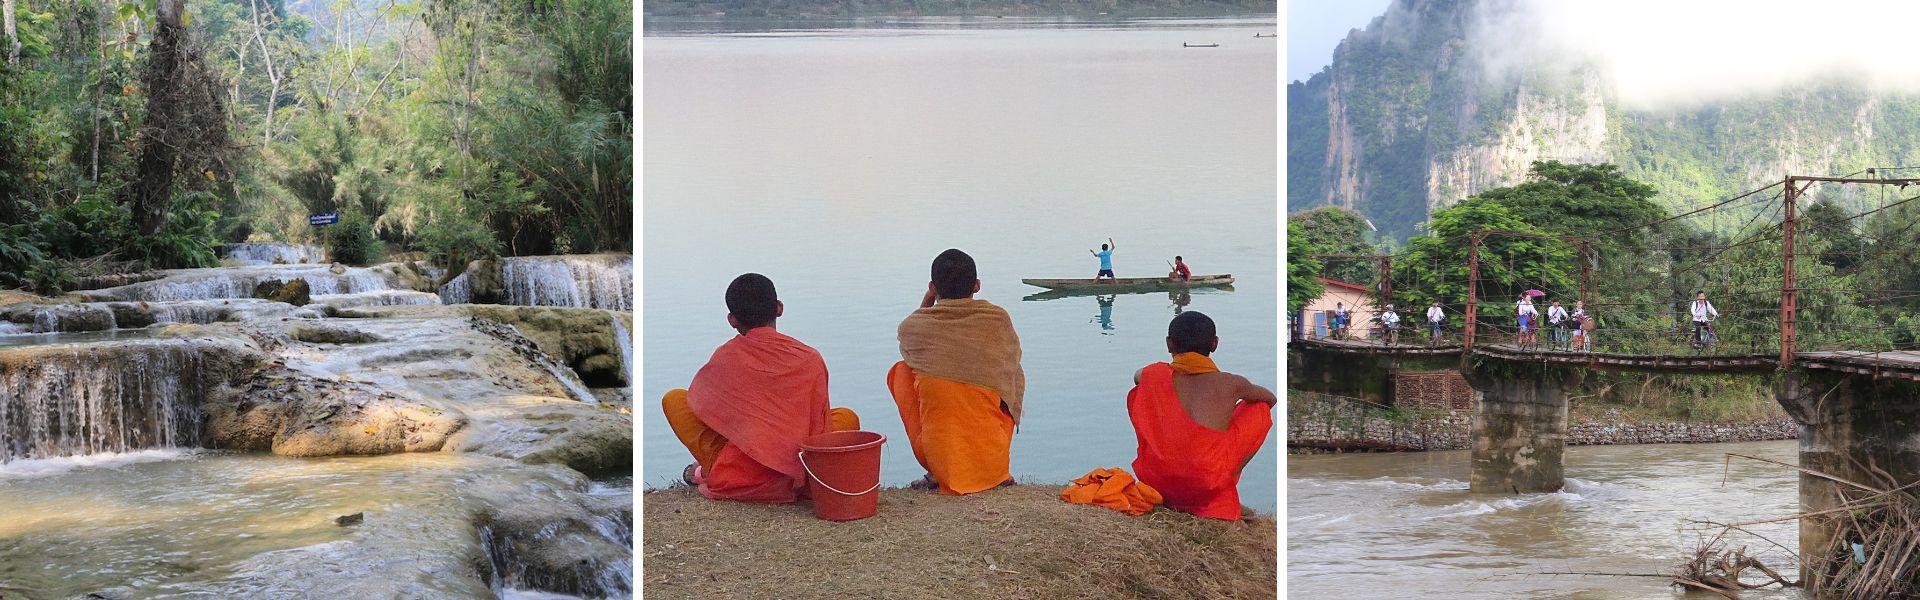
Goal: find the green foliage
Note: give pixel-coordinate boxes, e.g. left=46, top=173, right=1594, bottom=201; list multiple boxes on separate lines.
left=0, top=0, right=634, bottom=288
left=1287, top=219, right=1325, bottom=314
left=25, top=258, right=77, bottom=295
left=0, top=224, right=48, bottom=279
left=1393, top=199, right=1575, bottom=321
left=1288, top=206, right=1376, bottom=284
left=324, top=213, right=384, bottom=267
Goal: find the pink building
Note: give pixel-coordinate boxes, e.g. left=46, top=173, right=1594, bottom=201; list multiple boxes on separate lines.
left=1299, top=277, right=1375, bottom=339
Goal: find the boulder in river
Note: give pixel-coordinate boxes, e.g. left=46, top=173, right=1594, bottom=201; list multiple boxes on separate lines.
left=252, top=279, right=312, bottom=306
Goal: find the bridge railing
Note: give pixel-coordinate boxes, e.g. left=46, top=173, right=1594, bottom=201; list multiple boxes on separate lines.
left=1468, top=314, right=1782, bottom=357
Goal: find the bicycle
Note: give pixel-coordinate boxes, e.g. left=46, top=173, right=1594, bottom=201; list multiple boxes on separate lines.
left=1551, top=321, right=1571, bottom=351
left=1427, top=321, right=1446, bottom=347
left=1691, top=320, right=1716, bottom=353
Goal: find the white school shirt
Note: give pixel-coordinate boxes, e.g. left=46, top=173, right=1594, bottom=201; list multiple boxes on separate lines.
left=1516, top=299, right=1538, bottom=316
left=1547, top=305, right=1569, bottom=324
left=1382, top=311, right=1400, bottom=326
left=1426, top=306, right=1444, bottom=322
left=1689, top=299, right=1718, bottom=322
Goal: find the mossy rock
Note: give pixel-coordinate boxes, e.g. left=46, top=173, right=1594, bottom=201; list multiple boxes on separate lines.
left=253, top=279, right=312, bottom=306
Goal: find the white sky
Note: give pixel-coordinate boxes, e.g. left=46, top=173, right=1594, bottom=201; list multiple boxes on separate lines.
left=1290, top=0, right=1920, bottom=107
left=1286, top=0, right=1393, bottom=83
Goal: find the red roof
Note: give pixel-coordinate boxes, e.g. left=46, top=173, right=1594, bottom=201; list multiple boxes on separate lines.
left=1315, top=277, right=1369, bottom=292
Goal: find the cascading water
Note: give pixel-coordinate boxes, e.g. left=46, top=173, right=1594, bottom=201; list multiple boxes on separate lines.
left=440, top=272, right=474, bottom=304
left=308, top=291, right=445, bottom=311
left=83, top=265, right=396, bottom=302
left=484, top=477, right=634, bottom=599
left=223, top=242, right=326, bottom=265
left=19, top=304, right=119, bottom=333
left=502, top=255, right=632, bottom=311
left=0, top=339, right=235, bottom=462
left=148, top=302, right=237, bottom=325
left=609, top=312, right=632, bottom=384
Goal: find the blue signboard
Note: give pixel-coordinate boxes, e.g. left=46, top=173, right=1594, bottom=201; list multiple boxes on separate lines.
left=309, top=213, right=340, bottom=226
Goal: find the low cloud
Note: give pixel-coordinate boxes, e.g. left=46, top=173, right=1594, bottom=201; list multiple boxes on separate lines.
left=1470, top=0, right=1920, bottom=108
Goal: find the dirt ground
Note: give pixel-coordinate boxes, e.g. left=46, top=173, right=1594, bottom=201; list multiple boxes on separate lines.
left=642, top=485, right=1276, bottom=600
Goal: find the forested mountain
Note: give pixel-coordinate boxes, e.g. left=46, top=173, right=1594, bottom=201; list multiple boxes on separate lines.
left=1289, top=0, right=1920, bottom=242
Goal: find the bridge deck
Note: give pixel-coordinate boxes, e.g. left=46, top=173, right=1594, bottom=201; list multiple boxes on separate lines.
left=1795, top=351, right=1920, bottom=381
left=1474, top=344, right=1778, bottom=371
left=1289, top=337, right=1463, bottom=356
left=1295, top=338, right=1920, bottom=379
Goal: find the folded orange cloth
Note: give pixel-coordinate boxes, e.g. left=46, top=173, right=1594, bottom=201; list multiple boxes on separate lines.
left=888, top=361, right=1014, bottom=495
left=1060, top=467, right=1163, bottom=516
left=896, top=298, right=1026, bottom=424
left=1129, top=358, right=1272, bottom=520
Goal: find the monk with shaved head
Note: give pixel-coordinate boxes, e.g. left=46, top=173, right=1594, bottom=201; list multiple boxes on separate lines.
left=662, top=273, right=860, bottom=503
left=1128, top=311, right=1275, bottom=519
left=888, top=249, right=1025, bottom=495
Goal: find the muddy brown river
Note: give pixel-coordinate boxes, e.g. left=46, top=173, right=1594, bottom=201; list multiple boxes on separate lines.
left=1289, top=440, right=1804, bottom=598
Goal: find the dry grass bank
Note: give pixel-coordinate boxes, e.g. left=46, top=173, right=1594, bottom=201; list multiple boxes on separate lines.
left=642, top=485, right=1275, bottom=599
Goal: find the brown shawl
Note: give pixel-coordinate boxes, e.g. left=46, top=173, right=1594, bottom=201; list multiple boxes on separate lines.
left=897, top=298, right=1026, bottom=424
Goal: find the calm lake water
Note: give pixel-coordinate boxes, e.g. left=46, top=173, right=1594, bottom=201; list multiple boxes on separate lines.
left=1289, top=440, right=1803, bottom=599
left=642, top=18, right=1277, bottom=510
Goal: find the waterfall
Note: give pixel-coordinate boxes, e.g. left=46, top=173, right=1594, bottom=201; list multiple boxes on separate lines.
left=147, top=302, right=230, bottom=325
left=483, top=478, right=633, bottom=599
left=501, top=255, right=632, bottom=311
left=609, top=312, right=632, bottom=384
left=21, top=305, right=118, bottom=333
left=307, top=291, right=444, bottom=311
left=439, top=272, right=473, bottom=304
left=83, top=265, right=396, bottom=302
left=0, top=340, right=229, bottom=462
left=223, top=243, right=325, bottom=265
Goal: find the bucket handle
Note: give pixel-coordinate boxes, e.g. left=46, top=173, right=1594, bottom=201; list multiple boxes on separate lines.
left=797, top=451, right=882, bottom=497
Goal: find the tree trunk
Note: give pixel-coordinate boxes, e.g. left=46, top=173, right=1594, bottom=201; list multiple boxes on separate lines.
left=4, top=0, right=19, bottom=66
left=130, top=0, right=186, bottom=238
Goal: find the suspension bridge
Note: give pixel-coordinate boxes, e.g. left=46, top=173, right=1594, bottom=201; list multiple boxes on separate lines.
left=1289, top=173, right=1920, bottom=577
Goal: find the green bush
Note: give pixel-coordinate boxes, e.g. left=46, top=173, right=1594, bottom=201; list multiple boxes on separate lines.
left=325, top=213, right=384, bottom=266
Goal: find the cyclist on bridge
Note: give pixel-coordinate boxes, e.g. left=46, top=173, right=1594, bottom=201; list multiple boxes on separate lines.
left=1425, top=301, right=1445, bottom=345
left=1570, top=300, right=1591, bottom=352
left=1515, top=293, right=1539, bottom=348
left=1689, top=291, right=1719, bottom=349
left=1332, top=302, right=1350, bottom=340
left=1546, top=300, right=1570, bottom=349
left=1380, top=305, right=1401, bottom=344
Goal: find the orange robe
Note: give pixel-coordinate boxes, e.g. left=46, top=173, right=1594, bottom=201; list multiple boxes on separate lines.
left=887, top=361, right=1014, bottom=495
left=1128, top=356, right=1272, bottom=520
left=1060, top=467, right=1162, bottom=516
left=663, top=327, right=857, bottom=503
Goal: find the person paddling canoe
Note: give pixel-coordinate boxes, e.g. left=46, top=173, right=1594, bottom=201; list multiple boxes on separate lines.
left=1090, top=238, right=1116, bottom=282
left=1168, top=256, right=1191, bottom=282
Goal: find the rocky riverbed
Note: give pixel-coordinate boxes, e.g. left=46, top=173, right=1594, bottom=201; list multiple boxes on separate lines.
left=0, top=248, right=633, bottom=599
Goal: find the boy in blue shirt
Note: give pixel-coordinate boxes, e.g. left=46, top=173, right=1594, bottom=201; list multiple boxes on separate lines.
left=1090, top=238, right=1117, bottom=282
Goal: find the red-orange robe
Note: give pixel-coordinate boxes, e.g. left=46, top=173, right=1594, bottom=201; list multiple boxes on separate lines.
left=664, top=327, right=855, bottom=503
left=1128, top=358, right=1272, bottom=520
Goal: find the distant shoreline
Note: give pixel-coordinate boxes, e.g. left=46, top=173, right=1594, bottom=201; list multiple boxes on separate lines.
left=643, top=2, right=1276, bottom=21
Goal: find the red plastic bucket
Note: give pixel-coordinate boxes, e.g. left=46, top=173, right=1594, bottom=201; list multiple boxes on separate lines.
left=798, top=430, right=886, bottom=521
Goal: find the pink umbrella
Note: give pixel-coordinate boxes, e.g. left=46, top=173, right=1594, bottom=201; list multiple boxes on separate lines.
left=1524, top=289, right=1546, bottom=297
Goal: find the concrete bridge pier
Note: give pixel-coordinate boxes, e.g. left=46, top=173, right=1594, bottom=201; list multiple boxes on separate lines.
left=1776, top=370, right=1920, bottom=586
left=1462, top=362, right=1584, bottom=494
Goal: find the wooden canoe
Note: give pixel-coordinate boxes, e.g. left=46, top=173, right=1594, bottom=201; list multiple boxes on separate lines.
left=1021, top=274, right=1233, bottom=293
